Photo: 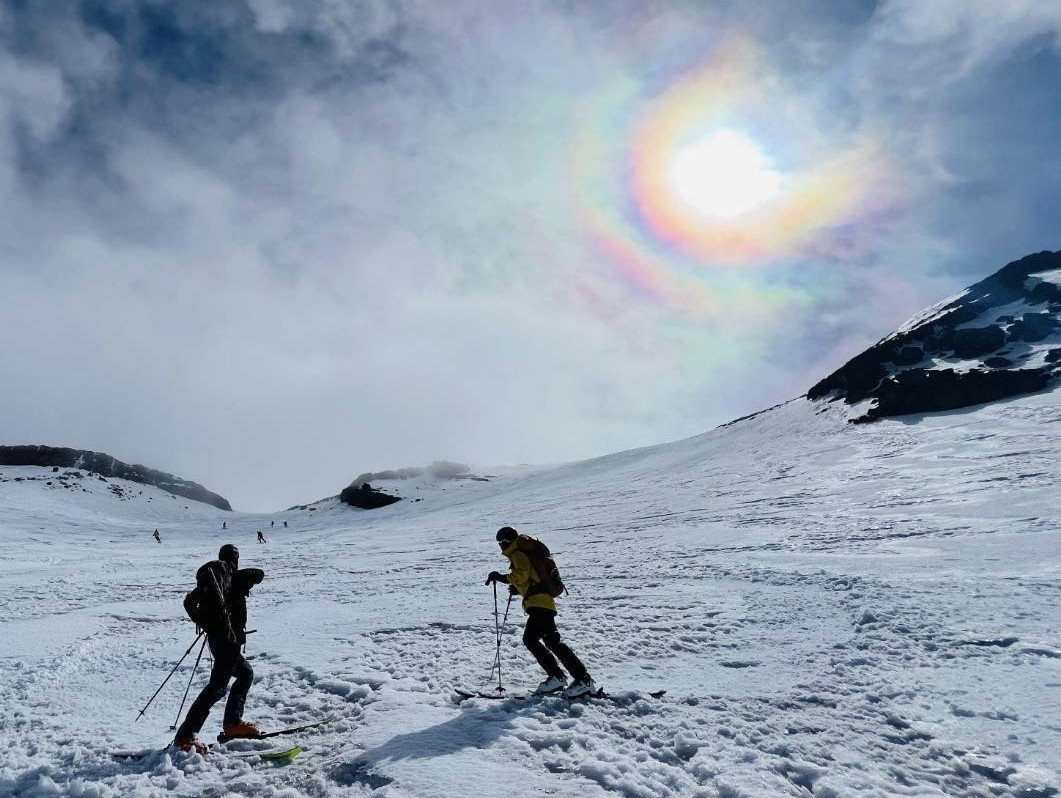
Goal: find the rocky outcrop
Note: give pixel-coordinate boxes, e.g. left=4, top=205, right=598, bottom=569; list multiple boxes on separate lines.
left=0, top=445, right=231, bottom=510
left=339, top=482, right=401, bottom=509
left=808, top=251, right=1061, bottom=422
left=853, top=368, right=1051, bottom=422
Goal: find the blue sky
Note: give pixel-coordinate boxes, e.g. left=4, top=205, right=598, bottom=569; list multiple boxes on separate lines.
left=1, top=0, right=1059, bottom=510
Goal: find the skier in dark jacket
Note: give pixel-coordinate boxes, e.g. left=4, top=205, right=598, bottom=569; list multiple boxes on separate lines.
left=173, top=544, right=264, bottom=752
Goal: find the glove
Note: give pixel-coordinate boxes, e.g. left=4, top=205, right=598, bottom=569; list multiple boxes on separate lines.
left=485, top=571, right=502, bottom=586
left=508, top=584, right=519, bottom=596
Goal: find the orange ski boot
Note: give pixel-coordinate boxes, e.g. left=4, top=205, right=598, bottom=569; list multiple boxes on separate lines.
left=222, top=719, right=261, bottom=739
left=172, top=735, right=208, bottom=754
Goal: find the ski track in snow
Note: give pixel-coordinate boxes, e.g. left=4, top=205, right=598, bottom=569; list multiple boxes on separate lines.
left=1, top=392, right=1059, bottom=797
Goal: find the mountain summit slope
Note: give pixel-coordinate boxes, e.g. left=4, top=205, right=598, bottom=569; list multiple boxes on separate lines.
left=0, top=445, right=231, bottom=510
left=808, top=250, right=1061, bottom=422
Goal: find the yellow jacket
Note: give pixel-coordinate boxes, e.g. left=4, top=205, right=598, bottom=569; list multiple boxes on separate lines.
left=501, top=539, right=556, bottom=613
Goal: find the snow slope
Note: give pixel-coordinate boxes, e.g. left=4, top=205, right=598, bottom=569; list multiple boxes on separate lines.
left=1, top=389, right=1059, bottom=798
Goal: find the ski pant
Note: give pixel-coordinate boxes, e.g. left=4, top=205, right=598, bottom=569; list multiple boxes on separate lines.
left=176, top=635, right=252, bottom=738
left=523, top=608, right=589, bottom=682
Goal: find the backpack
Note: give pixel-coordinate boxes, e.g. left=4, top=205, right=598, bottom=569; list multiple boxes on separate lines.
left=516, top=535, right=566, bottom=598
left=182, top=563, right=232, bottom=633
left=183, top=586, right=210, bottom=628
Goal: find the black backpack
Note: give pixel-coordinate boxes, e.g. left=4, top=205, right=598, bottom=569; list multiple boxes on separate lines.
left=516, top=535, right=566, bottom=598
left=183, top=586, right=209, bottom=628
left=182, top=562, right=231, bottom=632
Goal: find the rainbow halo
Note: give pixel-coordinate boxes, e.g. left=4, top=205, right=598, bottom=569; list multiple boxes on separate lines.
left=572, top=37, right=897, bottom=317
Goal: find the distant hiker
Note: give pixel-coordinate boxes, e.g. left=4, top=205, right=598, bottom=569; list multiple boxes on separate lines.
left=173, top=544, right=264, bottom=753
left=283, top=521, right=287, bottom=528
left=485, top=526, right=596, bottom=697
left=256, top=530, right=266, bottom=544
left=270, top=520, right=274, bottom=528
left=153, top=529, right=161, bottom=544
left=222, top=521, right=227, bottom=530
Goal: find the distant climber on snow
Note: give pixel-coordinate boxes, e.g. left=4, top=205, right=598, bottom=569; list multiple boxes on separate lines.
left=173, top=544, right=264, bottom=753
left=486, top=526, right=596, bottom=697
left=152, top=529, right=161, bottom=544
left=256, top=530, right=266, bottom=544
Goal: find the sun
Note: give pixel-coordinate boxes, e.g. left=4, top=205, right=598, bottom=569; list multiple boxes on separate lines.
left=670, top=129, right=782, bottom=218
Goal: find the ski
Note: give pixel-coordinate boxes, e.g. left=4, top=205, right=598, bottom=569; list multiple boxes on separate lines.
left=262, top=745, right=302, bottom=762
left=216, top=715, right=337, bottom=744
left=455, top=688, right=665, bottom=702
left=114, top=716, right=336, bottom=759
left=455, top=688, right=509, bottom=700
left=112, top=748, right=167, bottom=760
left=228, top=745, right=303, bottom=762
left=112, top=744, right=302, bottom=761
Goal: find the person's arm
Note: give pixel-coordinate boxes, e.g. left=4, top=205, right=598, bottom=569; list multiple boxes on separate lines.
left=233, top=568, right=265, bottom=595
left=485, top=570, right=510, bottom=585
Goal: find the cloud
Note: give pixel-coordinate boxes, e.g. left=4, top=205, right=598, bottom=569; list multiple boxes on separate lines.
left=0, top=1, right=1058, bottom=509
left=869, top=0, right=1061, bottom=85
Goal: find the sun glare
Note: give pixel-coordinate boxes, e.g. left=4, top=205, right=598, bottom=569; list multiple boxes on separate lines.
left=670, top=129, right=781, bottom=218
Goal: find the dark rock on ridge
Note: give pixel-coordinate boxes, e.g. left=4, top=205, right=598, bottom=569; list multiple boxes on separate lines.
left=952, top=326, right=1006, bottom=359
left=338, top=461, right=493, bottom=509
left=0, top=445, right=231, bottom=510
left=808, top=251, right=1061, bottom=422
left=339, top=482, right=401, bottom=509
left=850, top=369, right=1051, bottom=424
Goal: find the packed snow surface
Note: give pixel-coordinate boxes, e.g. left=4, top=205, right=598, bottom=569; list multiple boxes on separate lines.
left=1, top=392, right=1059, bottom=798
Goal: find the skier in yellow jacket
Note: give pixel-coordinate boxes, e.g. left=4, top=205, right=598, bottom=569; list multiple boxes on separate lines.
left=486, top=526, right=595, bottom=697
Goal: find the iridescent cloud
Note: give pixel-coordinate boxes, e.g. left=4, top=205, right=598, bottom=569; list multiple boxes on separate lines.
left=571, top=37, right=902, bottom=318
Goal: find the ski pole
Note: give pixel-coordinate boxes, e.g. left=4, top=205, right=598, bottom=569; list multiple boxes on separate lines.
left=170, top=634, right=207, bottom=730
left=136, top=630, right=204, bottom=721
left=492, top=582, right=502, bottom=693
left=490, top=584, right=514, bottom=695
left=498, top=592, right=513, bottom=692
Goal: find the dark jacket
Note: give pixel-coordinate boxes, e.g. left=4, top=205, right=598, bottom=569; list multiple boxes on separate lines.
left=183, top=561, right=264, bottom=643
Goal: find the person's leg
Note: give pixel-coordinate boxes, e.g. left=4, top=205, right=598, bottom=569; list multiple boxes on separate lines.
left=523, top=609, right=565, bottom=679
left=175, top=637, right=237, bottom=738
left=540, top=615, right=590, bottom=683
left=223, top=652, right=254, bottom=726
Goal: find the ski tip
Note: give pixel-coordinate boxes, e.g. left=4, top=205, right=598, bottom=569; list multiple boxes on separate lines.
left=261, top=746, right=302, bottom=763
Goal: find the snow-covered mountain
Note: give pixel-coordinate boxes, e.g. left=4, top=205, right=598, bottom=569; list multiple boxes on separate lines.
left=0, top=445, right=232, bottom=510
left=809, top=250, right=1061, bottom=422
left=1, top=257, right=1059, bottom=798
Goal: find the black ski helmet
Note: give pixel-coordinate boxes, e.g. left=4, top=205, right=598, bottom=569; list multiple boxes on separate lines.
left=218, top=543, right=239, bottom=566
left=496, top=526, right=518, bottom=544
